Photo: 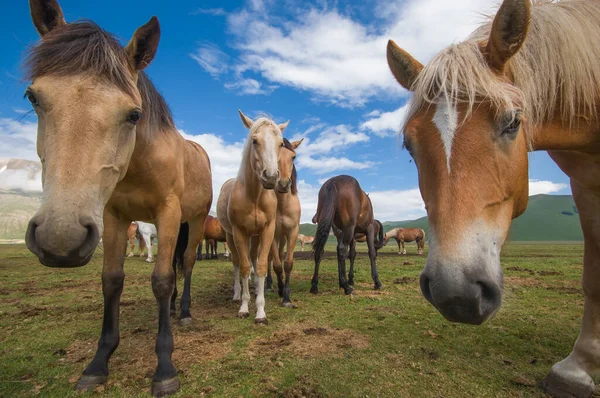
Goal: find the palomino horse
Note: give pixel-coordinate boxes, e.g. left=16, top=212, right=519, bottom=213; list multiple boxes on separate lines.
left=387, top=0, right=600, bottom=396
left=197, top=215, right=228, bottom=260
left=23, top=2, right=212, bottom=395
left=217, top=111, right=287, bottom=324
left=383, top=227, right=425, bottom=255
left=265, top=138, right=303, bottom=306
left=311, top=175, right=383, bottom=295
left=297, top=234, right=315, bottom=251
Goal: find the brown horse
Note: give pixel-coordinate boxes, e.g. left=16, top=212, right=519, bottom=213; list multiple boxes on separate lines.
left=383, top=227, right=425, bottom=255
left=197, top=215, right=227, bottom=260
left=266, top=138, right=303, bottom=306
left=311, top=175, right=383, bottom=295
left=387, top=0, right=600, bottom=396
left=297, top=234, right=315, bottom=251
left=217, top=111, right=287, bottom=324
left=23, top=2, right=212, bottom=395
left=126, top=222, right=144, bottom=257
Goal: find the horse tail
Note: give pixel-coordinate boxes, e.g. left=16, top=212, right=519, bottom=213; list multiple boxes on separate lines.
left=374, top=220, right=384, bottom=249
left=312, top=184, right=337, bottom=260
left=173, top=222, right=189, bottom=272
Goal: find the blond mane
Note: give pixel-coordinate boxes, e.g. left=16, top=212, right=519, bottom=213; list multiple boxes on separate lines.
left=404, top=0, right=600, bottom=139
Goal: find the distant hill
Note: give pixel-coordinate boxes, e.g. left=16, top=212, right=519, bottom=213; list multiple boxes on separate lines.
left=301, top=195, right=583, bottom=242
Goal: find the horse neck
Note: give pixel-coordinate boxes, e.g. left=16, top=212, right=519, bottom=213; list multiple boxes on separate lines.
left=528, top=106, right=600, bottom=151
left=239, top=159, right=266, bottom=201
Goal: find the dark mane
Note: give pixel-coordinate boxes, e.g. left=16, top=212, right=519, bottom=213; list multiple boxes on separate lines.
left=24, top=21, right=174, bottom=139
left=282, top=138, right=298, bottom=195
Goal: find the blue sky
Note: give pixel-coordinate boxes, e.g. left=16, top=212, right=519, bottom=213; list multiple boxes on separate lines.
left=0, top=0, right=571, bottom=221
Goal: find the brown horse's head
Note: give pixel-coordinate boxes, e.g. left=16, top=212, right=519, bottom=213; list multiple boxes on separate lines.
left=387, top=0, right=532, bottom=324
left=24, top=0, right=163, bottom=267
left=238, top=110, right=287, bottom=189
left=277, top=138, right=303, bottom=194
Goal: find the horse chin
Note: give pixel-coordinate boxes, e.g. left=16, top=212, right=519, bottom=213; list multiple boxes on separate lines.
left=260, top=179, right=277, bottom=190
left=277, top=186, right=290, bottom=194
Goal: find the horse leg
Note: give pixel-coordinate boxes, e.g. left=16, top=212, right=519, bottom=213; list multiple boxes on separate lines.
left=271, top=240, right=284, bottom=297
left=232, top=226, right=252, bottom=318
left=178, top=216, right=204, bottom=326
left=227, top=233, right=241, bottom=301
left=337, top=230, right=353, bottom=295
left=250, top=236, right=259, bottom=292
left=396, top=239, right=402, bottom=255
left=205, top=239, right=210, bottom=261
left=213, top=241, right=218, bottom=259
left=224, top=241, right=230, bottom=258
left=281, top=226, right=299, bottom=307
left=127, top=234, right=135, bottom=257
left=366, top=224, right=383, bottom=290
left=170, top=253, right=178, bottom=317
left=144, top=232, right=154, bottom=262
left=542, top=180, right=600, bottom=398
left=255, top=220, right=276, bottom=324
left=348, top=239, right=356, bottom=286
left=401, top=240, right=406, bottom=255
left=310, top=240, right=322, bottom=294
left=76, top=210, right=129, bottom=392
left=140, top=234, right=147, bottom=257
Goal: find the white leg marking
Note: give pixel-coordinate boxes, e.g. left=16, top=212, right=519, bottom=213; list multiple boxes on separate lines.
left=239, top=276, right=250, bottom=316
left=433, top=97, right=458, bottom=172
left=233, top=265, right=241, bottom=301
left=255, top=276, right=266, bottom=320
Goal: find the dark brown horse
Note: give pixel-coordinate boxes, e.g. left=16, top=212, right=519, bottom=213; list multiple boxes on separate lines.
left=311, top=175, right=383, bottom=295
left=197, top=215, right=227, bottom=260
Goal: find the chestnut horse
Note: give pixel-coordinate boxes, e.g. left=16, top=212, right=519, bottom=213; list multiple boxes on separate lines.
left=311, top=175, right=383, bottom=295
left=265, top=138, right=303, bottom=306
left=126, top=222, right=144, bottom=257
left=23, top=2, right=212, bottom=395
left=217, top=111, right=287, bottom=324
left=383, top=227, right=425, bottom=255
left=297, top=234, right=315, bottom=251
left=197, top=215, right=228, bottom=260
left=387, top=0, right=600, bottom=396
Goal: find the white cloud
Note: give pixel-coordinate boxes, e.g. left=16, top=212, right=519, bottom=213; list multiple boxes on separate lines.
left=529, top=179, right=569, bottom=196
left=12, top=108, right=29, bottom=115
left=297, top=155, right=374, bottom=174
left=190, top=43, right=229, bottom=78
left=190, top=8, right=227, bottom=16
left=218, top=0, right=495, bottom=106
left=360, top=104, right=409, bottom=137
left=297, top=124, right=369, bottom=156
left=0, top=118, right=38, bottom=161
left=224, top=78, right=270, bottom=95
left=368, top=188, right=426, bottom=221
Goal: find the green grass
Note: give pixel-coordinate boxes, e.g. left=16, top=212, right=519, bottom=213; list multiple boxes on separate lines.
left=0, top=243, right=591, bottom=397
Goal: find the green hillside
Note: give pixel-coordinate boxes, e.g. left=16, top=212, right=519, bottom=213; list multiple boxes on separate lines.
left=0, top=191, right=41, bottom=240
left=302, top=195, right=583, bottom=242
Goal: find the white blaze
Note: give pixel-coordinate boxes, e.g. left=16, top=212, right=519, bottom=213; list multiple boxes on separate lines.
left=432, top=98, right=458, bottom=172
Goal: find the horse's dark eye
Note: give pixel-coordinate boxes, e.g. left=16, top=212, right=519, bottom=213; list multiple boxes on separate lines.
left=25, top=90, right=38, bottom=106
left=252, top=139, right=258, bottom=145
left=403, top=138, right=413, bottom=157
left=502, top=112, right=521, bottom=137
left=292, top=156, right=296, bottom=160
left=127, top=110, right=142, bottom=125
left=280, top=142, right=284, bottom=147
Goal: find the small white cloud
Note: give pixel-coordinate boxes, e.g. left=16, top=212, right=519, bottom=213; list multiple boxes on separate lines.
left=190, top=8, right=227, bottom=16
left=0, top=118, right=38, bottom=161
left=297, top=155, right=374, bottom=174
left=12, top=108, right=29, bottom=115
left=361, top=104, right=409, bottom=137
left=224, top=78, right=270, bottom=95
left=528, top=179, right=569, bottom=195
left=190, top=43, right=229, bottom=78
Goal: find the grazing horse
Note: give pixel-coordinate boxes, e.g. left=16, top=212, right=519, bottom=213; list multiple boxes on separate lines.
left=265, top=138, right=303, bottom=306
left=387, top=0, right=600, bottom=396
left=136, top=221, right=158, bottom=262
left=383, top=227, right=425, bottom=255
left=311, top=175, right=383, bottom=295
left=23, top=2, right=212, bottom=395
left=197, top=215, right=228, bottom=260
left=297, top=234, right=315, bottom=251
left=217, top=111, right=287, bottom=324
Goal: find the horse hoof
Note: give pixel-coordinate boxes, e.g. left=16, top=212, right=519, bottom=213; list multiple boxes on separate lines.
left=152, top=376, right=180, bottom=397
left=179, top=317, right=193, bottom=326
left=374, top=283, right=383, bottom=290
left=344, top=287, right=354, bottom=295
left=255, top=317, right=268, bottom=325
left=238, top=312, right=250, bottom=318
left=348, top=280, right=354, bottom=286
left=75, top=374, right=107, bottom=392
left=146, top=258, right=153, bottom=263
left=280, top=301, right=294, bottom=308
left=309, top=286, right=319, bottom=294
left=541, top=369, right=595, bottom=398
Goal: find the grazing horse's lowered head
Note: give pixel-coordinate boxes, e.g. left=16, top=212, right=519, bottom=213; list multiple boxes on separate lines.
left=277, top=138, right=303, bottom=194
left=24, top=0, right=163, bottom=267
left=238, top=110, right=288, bottom=190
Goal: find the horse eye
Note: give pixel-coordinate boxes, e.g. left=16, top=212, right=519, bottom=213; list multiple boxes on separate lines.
left=292, top=156, right=296, bottom=160
left=127, top=110, right=142, bottom=125
left=502, top=112, right=521, bottom=137
left=403, top=138, right=414, bottom=157
left=252, top=139, right=258, bottom=145
left=25, top=90, right=38, bottom=106
left=280, top=142, right=284, bottom=147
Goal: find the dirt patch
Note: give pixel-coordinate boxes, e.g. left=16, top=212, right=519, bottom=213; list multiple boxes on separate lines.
left=278, top=376, right=324, bottom=398
left=506, top=266, right=535, bottom=275
left=247, top=322, right=370, bottom=360
left=393, top=277, right=417, bottom=285
left=538, top=270, right=563, bottom=276
left=505, top=277, right=543, bottom=287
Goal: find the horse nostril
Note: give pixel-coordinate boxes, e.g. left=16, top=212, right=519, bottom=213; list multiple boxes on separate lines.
left=261, top=170, right=268, bottom=180
left=25, top=218, right=42, bottom=257
left=79, top=217, right=100, bottom=257
left=276, top=170, right=280, bottom=178
left=419, top=273, right=433, bottom=304
left=476, top=279, right=502, bottom=316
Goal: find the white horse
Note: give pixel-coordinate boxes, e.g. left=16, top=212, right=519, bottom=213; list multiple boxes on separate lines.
left=136, top=221, right=157, bottom=262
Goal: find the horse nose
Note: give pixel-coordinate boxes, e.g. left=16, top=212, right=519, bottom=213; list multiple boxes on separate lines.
left=420, top=265, right=502, bottom=325
left=261, top=170, right=278, bottom=188
left=26, top=214, right=100, bottom=268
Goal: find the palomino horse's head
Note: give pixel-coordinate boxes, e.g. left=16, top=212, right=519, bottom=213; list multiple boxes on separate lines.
left=277, top=138, right=303, bottom=194
left=24, top=0, right=162, bottom=267
left=387, top=0, right=532, bottom=324
left=238, top=110, right=288, bottom=190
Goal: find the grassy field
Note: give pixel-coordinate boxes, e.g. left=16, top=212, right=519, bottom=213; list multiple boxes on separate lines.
left=0, top=242, right=591, bottom=397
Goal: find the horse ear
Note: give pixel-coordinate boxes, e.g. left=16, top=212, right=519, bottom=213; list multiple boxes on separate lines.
left=238, top=110, right=254, bottom=128
left=387, top=40, right=423, bottom=91
left=30, top=0, right=66, bottom=37
left=485, top=0, right=530, bottom=72
left=290, top=138, right=304, bottom=149
left=278, top=120, right=290, bottom=132
left=125, top=16, right=161, bottom=71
